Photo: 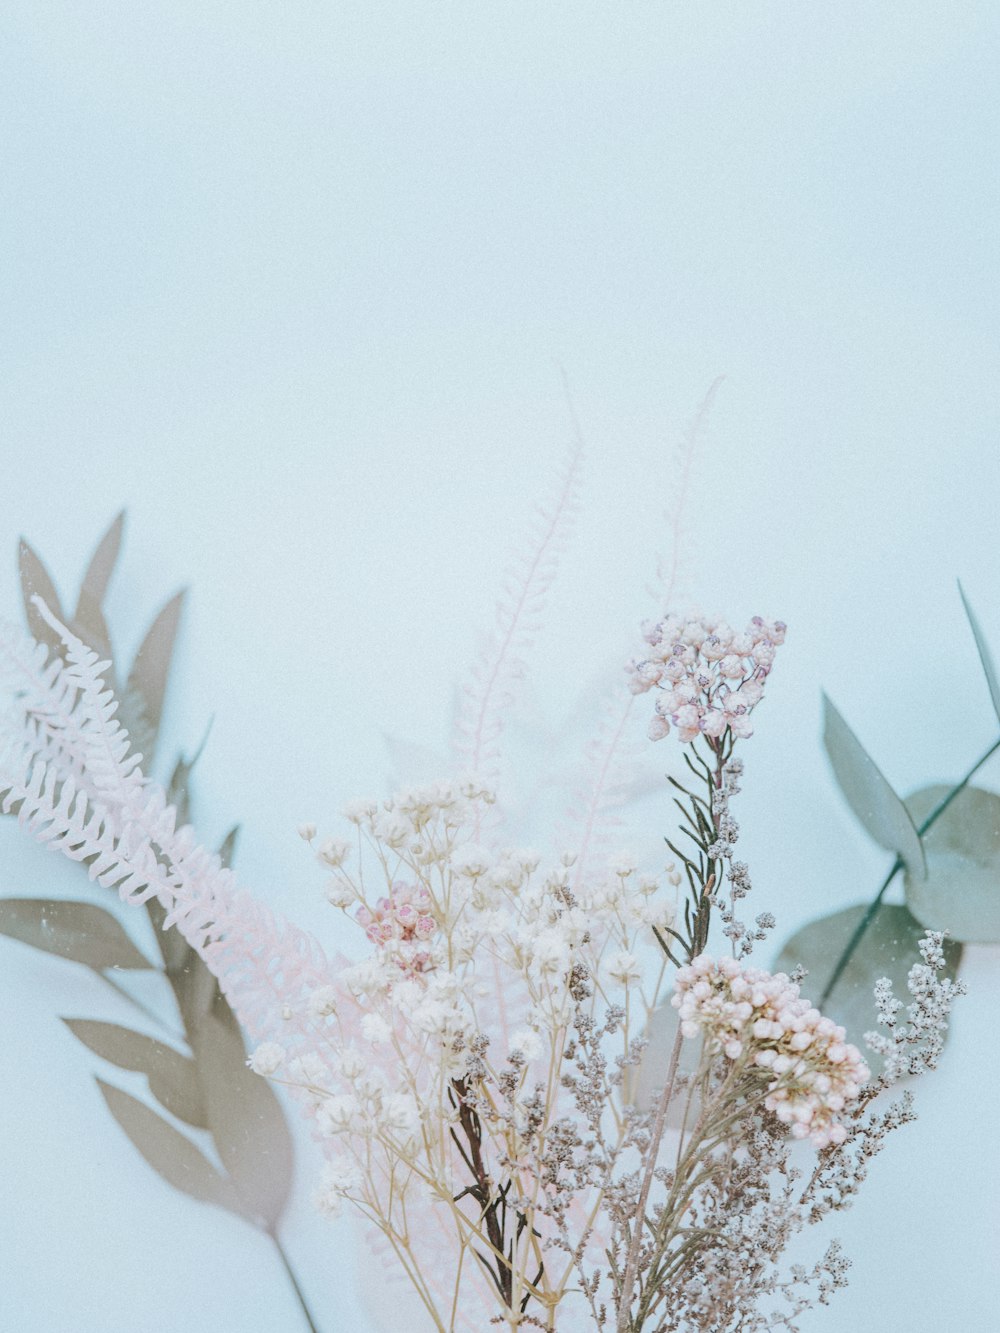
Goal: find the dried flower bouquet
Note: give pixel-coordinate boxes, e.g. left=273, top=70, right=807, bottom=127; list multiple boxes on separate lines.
left=0, top=584, right=963, bottom=1333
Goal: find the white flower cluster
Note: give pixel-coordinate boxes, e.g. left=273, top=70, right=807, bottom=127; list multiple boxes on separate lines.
left=276, top=776, right=682, bottom=1254
left=672, top=955, right=870, bottom=1148
left=626, top=611, right=785, bottom=743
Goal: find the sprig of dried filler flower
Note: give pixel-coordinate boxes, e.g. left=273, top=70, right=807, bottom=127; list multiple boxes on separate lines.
left=0, top=575, right=966, bottom=1331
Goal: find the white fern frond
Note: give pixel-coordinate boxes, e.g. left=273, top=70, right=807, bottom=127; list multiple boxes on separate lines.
left=452, top=435, right=583, bottom=822
left=564, top=383, right=720, bottom=884
left=0, top=612, right=340, bottom=1073
left=31, top=596, right=145, bottom=810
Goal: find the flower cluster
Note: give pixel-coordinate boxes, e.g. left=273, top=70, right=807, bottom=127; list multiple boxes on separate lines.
left=626, top=611, right=785, bottom=742
left=672, top=955, right=870, bottom=1148
left=355, top=880, right=437, bottom=975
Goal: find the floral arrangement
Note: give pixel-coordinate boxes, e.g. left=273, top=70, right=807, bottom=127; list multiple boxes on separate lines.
left=0, top=532, right=967, bottom=1333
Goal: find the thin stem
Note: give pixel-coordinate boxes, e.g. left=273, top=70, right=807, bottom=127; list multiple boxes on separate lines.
left=819, top=733, right=1000, bottom=1006
left=615, top=1020, right=685, bottom=1333
left=268, top=1231, right=321, bottom=1333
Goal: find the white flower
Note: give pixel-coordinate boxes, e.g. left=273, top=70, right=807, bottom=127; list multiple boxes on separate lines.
left=360, top=1013, right=392, bottom=1046
left=308, top=985, right=339, bottom=1019
left=451, top=844, right=492, bottom=878
left=312, top=1154, right=362, bottom=1219
left=338, top=1046, right=366, bottom=1080
left=609, top=852, right=638, bottom=878
left=373, top=812, right=411, bottom=848
left=641, top=898, right=676, bottom=930
left=317, top=837, right=351, bottom=867
left=325, top=878, right=355, bottom=910
left=316, top=1095, right=360, bottom=1136
left=381, top=1092, right=421, bottom=1140
left=529, top=928, right=571, bottom=982
left=343, top=957, right=391, bottom=997
left=510, top=1027, right=543, bottom=1061
left=342, top=798, right=378, bottom=825
left=247, top=1042, right=285, bottom=1076
left=607, top=950, right=642, bottom=987
left=297, top=823, right=317, bottom=842
left=286, top=1052, right=328, bottom=1093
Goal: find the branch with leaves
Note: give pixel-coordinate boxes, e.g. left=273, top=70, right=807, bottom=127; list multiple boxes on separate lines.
left=0, top=517, right=316, bottom=1333
left=775, top=582, right=999, bottom=1067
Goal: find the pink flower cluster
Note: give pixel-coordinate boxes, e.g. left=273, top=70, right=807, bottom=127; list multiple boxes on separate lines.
left=626, top=612, right=785, bottom=743
left=672, top=955, right=870, bottom=1149
left=356, top=882, right=436, bottom=973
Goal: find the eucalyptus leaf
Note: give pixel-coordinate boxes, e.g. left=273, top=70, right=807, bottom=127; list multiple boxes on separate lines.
left=76, top=511, right=125, bottom=615
left=72, top=514, right=125, bottom=663
left=217, top=825, right=240, bottom=870
left=96, top=1078, right=249, bottom=1219
left=958, top=582, right=1000, bottom=727
left=166, top=753, right=195, bottom=828
left=192, top=996, right=293, bottom=1230
left=0, top=898, right=153, bottom=971
left=626, top=1000, right=703, bottom=1130
left=18, top=540, right=65, bottom=656
left=903, top=784, right=1000, bottom=943
left=773, top=903, right=962, bottom=1072
left=168, top=944, right=220, bottom=1033
left=822, top=694, right=926, bottom=879
left=64, top=1019, right=207, bottom=1128
left=125, top=589, right=186, bottom=765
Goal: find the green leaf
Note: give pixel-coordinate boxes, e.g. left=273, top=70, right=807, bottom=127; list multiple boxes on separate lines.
left=72, top=513, right=125, bottom=663
left=773, top=903, right=963, bottom=1072
left=192, top=995, right=293, bottom=1230
left=96, top=1078, right=249, bottom=1219
left=18, top=539, right=65, bottom=656
left=903, top=784, right=1000, bottom=943
left=958, top=582, right=1000, bottom=727
left=64, top=1019, right=206, bottom=1128
left=124, top=590, right=186, bottom=766
left=0, top=899, right=153, bottom=971
left=822, top=694, right=926, bottom=879
left=625, top=1001, right=703, bottom=1129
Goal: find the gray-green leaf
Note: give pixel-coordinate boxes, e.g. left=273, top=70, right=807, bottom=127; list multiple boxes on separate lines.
left=217, top=825, right=240, bottom=870
left=958, top=582, right=1000, bottom=727
left=773, top=903, right=962, bottom=1072
left=96, top=1078, right=249, bottom=1219
left=0, top=899, right=153, bottom=971
left=76, top=511, right=125, bottom=616
left=192, top=997, right=293, bottom=1230
left=626, top=1001, right=703, bottom=1129
left=64, top=1019, right=206, bottom=1128
left=18, top=540, right=65, bottom=657
left=125, top=589, right=186, bottom=766
left=823, top=693, right=926, bottom=879
left=903, top=784, right=1000, bottom=943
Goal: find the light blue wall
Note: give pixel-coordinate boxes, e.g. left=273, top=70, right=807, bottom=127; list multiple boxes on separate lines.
left=1, top=5, right=997, bottom=1330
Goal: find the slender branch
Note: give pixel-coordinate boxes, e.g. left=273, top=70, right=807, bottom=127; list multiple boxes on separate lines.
left=819, top=733, right=1000, bottom=1006
left=268, top=1231, right=321, bottom=1333
left=615, top=1019, right=685, bottom=1333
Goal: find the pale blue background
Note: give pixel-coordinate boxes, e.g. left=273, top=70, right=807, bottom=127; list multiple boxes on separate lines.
left=1, top=4, right=998, bottom=1330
